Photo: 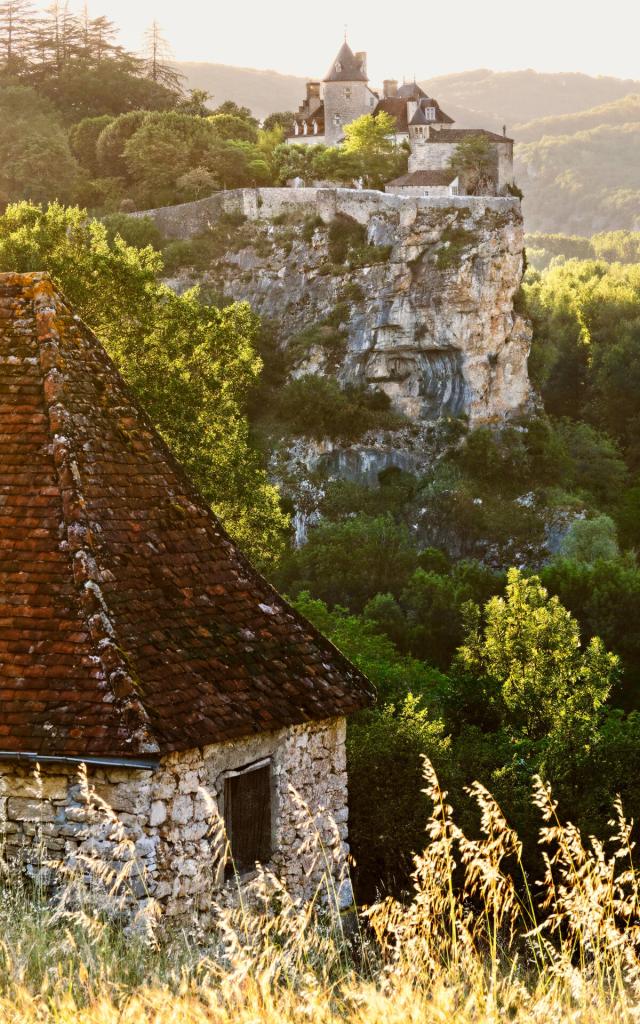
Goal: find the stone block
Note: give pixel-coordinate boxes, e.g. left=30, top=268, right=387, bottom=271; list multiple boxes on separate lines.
left=7, top=798, right=55, bottom=823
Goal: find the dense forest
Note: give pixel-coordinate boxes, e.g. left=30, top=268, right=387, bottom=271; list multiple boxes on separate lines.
left=2, top=2, right=640, bottom=905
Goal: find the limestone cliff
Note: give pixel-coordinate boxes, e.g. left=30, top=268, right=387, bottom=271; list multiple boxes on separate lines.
left=139, top=188, right=532, bottom=537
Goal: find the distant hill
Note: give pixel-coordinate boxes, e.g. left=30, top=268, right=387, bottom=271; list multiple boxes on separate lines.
left=517, top=123, right=640, bottom=234
left=175, top=62, right=306, bottom=119
left=419, top=69, right=640, bottom=130
left=515, top=94, right=640, bottom=143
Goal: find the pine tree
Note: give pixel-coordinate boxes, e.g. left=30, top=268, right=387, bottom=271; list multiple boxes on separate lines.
left=143, top=20, right=182, bottom=90
left=0, top=0, right=35, bottom=70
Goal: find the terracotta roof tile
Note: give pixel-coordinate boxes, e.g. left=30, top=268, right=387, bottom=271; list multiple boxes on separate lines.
left=387, top=170, right=458, bottom=187
left=0, top=273, right=374, bottom=761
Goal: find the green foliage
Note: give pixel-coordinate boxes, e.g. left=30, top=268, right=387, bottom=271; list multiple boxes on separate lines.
left=95, top=110, right=148, bottom=180
left=208, top=112, right=258, bottom=142
left=558, top=515, right=620, bottom=564
left=436, top=224, right=478, bottom=269
left=326, top=214, right=392, bottom=268
left=525, top=260, right=640, bottom=461
left=275, top=375, right=404, bottom=442
left=101, top=213, right=164, bottom=250
left=456, top=568, right=616, bottom=743
left=517, top=124, right=640, bottom=235
left=277, top=515, right=418, bottom=610
left=69, top=114, right=114, bottom=176
left=0, top=82, right=81, bottom=205
left=0, top=201, right=287, bottom=565
left=447, top=134, right=498, bottom=195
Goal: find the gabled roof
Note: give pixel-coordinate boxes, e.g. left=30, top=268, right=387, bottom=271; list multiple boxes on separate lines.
left=387, top=170, right=458, bottom=187
left=424, top=128, right=514, bottom=144
left=374, top=97, right=410, bottom=132
left=0, top=273, right=374, bottom=762
left=396, top=82, right=427, bottom=101
left=409, top=98, right=455, bottom=126
left=324, top=41, right=368, bottom=83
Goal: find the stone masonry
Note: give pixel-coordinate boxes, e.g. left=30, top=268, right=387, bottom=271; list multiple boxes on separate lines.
left=0, top=717, right=349, bottom=920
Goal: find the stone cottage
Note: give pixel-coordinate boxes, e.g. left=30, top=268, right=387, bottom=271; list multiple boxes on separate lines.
left=0, top=272, right=374, bottom=919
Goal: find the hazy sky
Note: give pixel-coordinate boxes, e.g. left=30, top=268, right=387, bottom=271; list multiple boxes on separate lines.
left=33, top=0, right=640, bottom=82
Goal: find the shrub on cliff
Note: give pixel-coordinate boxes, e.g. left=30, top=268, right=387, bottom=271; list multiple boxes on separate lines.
left=276, top=375, right=404, bottom=442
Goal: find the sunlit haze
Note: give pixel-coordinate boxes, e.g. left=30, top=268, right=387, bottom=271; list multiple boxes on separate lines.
left=31, top=0, right=640, bottom=83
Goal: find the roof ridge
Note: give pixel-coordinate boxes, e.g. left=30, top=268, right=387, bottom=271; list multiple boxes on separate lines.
left=31, top=276, right=160, bottom=756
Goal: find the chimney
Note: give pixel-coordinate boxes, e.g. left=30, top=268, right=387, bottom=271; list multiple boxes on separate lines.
left=307, top=81, right=320, bottom=101
left=356, top=51, right=367, bottom=77
left=383, top=79, right=398, bottom=98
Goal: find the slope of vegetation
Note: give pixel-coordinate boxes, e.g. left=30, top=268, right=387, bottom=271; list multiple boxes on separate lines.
left=517, top=122, right=640, bottom=234
left=515, top=92, right=640, bottom=143
left=420, top=68, right=640, bottom=128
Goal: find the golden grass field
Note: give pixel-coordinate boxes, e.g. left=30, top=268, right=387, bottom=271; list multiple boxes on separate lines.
left=2, top=761, right=640, bottom=1023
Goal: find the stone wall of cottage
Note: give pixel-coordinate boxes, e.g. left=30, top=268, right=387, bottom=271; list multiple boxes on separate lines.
left=0, top=717, right=349, bottom=921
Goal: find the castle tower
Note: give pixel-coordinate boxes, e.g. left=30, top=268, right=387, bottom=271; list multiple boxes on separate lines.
left=321, top=40, right=376, bottom=146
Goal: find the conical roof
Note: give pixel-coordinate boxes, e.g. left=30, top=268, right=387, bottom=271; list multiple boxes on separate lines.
left=324, top=41, right=368, bottom=82
left=0, top=273, right=374, bottom=763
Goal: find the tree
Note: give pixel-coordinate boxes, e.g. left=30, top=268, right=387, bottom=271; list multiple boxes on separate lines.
left=122, top=111, right=214, bottom=206
left=69, top=113, right=114, bottom=175
left=212, top=100, right=257, bottom=126
left=0, top=0, right=34, bottom=70
left=448, top=134, right=497, bottom=195
left=0, top=201, right=288, bottom=565
left=558, top=515, right=620, bottom=564
left=208, top=112, right=258, bottom=143
left=0, top=83, right=80, bottom=205
left=456, top=568, right=616, bottom=744
left=343, top=111, right=396, bottom=157
left=263, top=111, right=295, bottom=134
left=95, top=110, right=147, bottom=179
left=176, top=88, right=213, bottom=117
left=276, top=514, right=418, bottom=610
left=340, top=112, right=406, bottom=187
left=142, top=20, right=182, bottom=90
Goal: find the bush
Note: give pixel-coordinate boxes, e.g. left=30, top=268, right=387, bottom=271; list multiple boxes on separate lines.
left=277, top=514, right=418, bottom=610
left=276, top=375, right=404, bottom=441
left=102, top=213, right=164, bottom=250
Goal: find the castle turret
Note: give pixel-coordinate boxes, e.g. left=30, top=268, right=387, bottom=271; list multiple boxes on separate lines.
left=322, top=40, right=376, bottom=145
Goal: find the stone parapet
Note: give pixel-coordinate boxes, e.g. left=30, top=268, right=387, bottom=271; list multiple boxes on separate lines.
left=131, top=186, right=520, bottom=240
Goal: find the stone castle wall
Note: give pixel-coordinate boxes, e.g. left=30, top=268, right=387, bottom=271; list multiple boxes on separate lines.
left=0, top=717, right=349, bottom=923
left=133, top=185, right=520, bottom=240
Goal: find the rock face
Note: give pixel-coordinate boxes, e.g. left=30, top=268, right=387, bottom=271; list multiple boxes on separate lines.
left=142, top=187, right=532, bottom=427
left=139, top=188, right=532, bottom=531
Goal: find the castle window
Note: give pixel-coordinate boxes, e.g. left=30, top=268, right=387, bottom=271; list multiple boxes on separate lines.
left=335, top=61, right=342, bottom=73
left=425, top=107, right=436, bottom=120
left=223, top=759, right=273, bottom=877
left=333, top=113, right=342, bottom=126
left=344, top=87, right=352, bottom=99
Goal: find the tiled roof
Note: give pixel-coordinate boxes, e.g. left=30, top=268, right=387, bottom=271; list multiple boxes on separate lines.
left=287, top=102, right=325, bottom=139
left=387, top=170, right=458, bottom=187
left=425, top=128, right=514, bottom=144
left=0, top=273, right=374, bottom=761
left=324, top=41, right=367, bottom=82
left=374, top=97, right=409, bottom=132
left=409, top=99, right=455, bottom=126
left=396, top=82, right=427, bottom=100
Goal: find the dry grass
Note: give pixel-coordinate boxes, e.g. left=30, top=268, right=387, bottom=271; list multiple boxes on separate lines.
left=2, top=760, right=640, bottom=1022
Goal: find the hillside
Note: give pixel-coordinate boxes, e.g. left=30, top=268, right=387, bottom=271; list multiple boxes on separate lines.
left=515, top=93, right=640, bottom=143
left=175, top=61, right=306, bottom=119
left=517, top=122, right=640, bottom=233
left=419, top=69, right=640, bottom=128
